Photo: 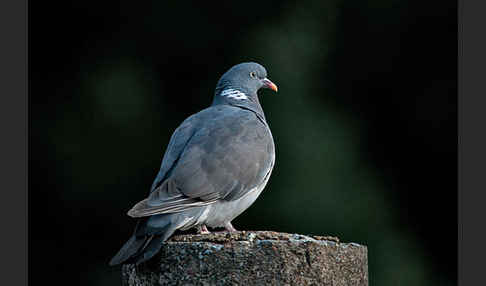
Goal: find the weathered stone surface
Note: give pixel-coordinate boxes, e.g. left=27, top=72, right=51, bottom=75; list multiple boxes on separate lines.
left=122, top=231, right=368, bottom=286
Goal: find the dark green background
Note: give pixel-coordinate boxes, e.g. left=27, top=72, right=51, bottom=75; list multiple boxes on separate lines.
left=30, top=0, right=456, bottom=285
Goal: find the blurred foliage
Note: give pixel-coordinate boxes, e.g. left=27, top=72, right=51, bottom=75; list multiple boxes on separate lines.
left=30, top=0, right=456, bottom=285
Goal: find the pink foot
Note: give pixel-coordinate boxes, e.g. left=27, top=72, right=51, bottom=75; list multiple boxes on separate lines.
left=225, top=222, right=237, bottom=232
left=197, top=225, right=210, bottom=234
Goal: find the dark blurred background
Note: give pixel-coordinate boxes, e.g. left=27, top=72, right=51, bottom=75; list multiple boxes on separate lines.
left=29, top=0, right=456, bottom=285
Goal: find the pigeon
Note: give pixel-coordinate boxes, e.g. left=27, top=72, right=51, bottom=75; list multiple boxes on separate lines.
left=109, top=62, right=278, bottom=266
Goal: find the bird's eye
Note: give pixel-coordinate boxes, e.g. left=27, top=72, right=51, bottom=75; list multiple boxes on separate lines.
left=250, top=71, right=257, bottom=78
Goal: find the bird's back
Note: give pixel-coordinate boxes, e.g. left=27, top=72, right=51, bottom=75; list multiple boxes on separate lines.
left=170, top=104, right=274, bottom=201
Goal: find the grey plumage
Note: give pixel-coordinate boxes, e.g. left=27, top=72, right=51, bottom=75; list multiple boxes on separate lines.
left=110, top=62, right=277, bottom=266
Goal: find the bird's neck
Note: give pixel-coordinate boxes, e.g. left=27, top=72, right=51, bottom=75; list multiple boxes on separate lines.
left=212, top=87, right=267, bottom=123
left=230, top=99, right=267, bottom=124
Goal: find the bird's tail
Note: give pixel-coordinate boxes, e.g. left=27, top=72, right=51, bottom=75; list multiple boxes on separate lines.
left=109, top=215, right=177, bottom=266
left=109, top=232, right=148, bottom=266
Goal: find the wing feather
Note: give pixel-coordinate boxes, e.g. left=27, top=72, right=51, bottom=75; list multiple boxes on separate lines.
left=128, top=105, right=275, bottom=217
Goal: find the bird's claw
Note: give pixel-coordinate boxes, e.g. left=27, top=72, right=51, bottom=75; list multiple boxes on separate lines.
left=197, top=224, right=210, bottom=234
left=224, top=222, right=237, bottom=232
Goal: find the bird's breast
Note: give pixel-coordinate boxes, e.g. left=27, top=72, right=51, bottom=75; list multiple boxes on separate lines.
left=204, top=161, right=274, bottom=228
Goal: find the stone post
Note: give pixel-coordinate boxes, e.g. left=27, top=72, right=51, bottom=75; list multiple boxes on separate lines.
left=122, top=231, right=368, bottom=286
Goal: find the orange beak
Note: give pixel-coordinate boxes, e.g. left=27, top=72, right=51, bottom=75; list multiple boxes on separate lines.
left=262, top=78, right=278, bottom=92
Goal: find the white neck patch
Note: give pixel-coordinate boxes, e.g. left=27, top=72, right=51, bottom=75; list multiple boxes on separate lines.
left=220, top=88, right=248, bottom=100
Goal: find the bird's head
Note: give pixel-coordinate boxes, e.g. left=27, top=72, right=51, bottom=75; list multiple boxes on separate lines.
left=213, top=62, right=277, bottom=104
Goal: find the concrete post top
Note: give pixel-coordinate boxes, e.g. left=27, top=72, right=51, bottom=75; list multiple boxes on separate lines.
left=122, top=231, right=368, bottom=286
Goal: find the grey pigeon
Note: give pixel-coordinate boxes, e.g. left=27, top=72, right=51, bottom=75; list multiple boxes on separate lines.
left=110, top=62, right=277, bottom=266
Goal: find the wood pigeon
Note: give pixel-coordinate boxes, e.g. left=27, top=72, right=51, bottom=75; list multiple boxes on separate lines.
left=110, top=62, right=277, bottom=265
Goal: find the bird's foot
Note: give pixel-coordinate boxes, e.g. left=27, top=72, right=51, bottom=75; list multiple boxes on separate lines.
left=197, top=224, right=210, bottom=234
left=224, top=222, right=237, bottom=232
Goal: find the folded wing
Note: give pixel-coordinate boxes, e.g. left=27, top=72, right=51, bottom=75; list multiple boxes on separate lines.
left=127, top=106, right=275, bottom=218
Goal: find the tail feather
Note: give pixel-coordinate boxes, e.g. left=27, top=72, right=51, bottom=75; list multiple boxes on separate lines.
left=109, top=234, right=148, bottom=266
left=132, top=229, right=175, bottom=265
left=110, top=214, right=178, bottom=266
